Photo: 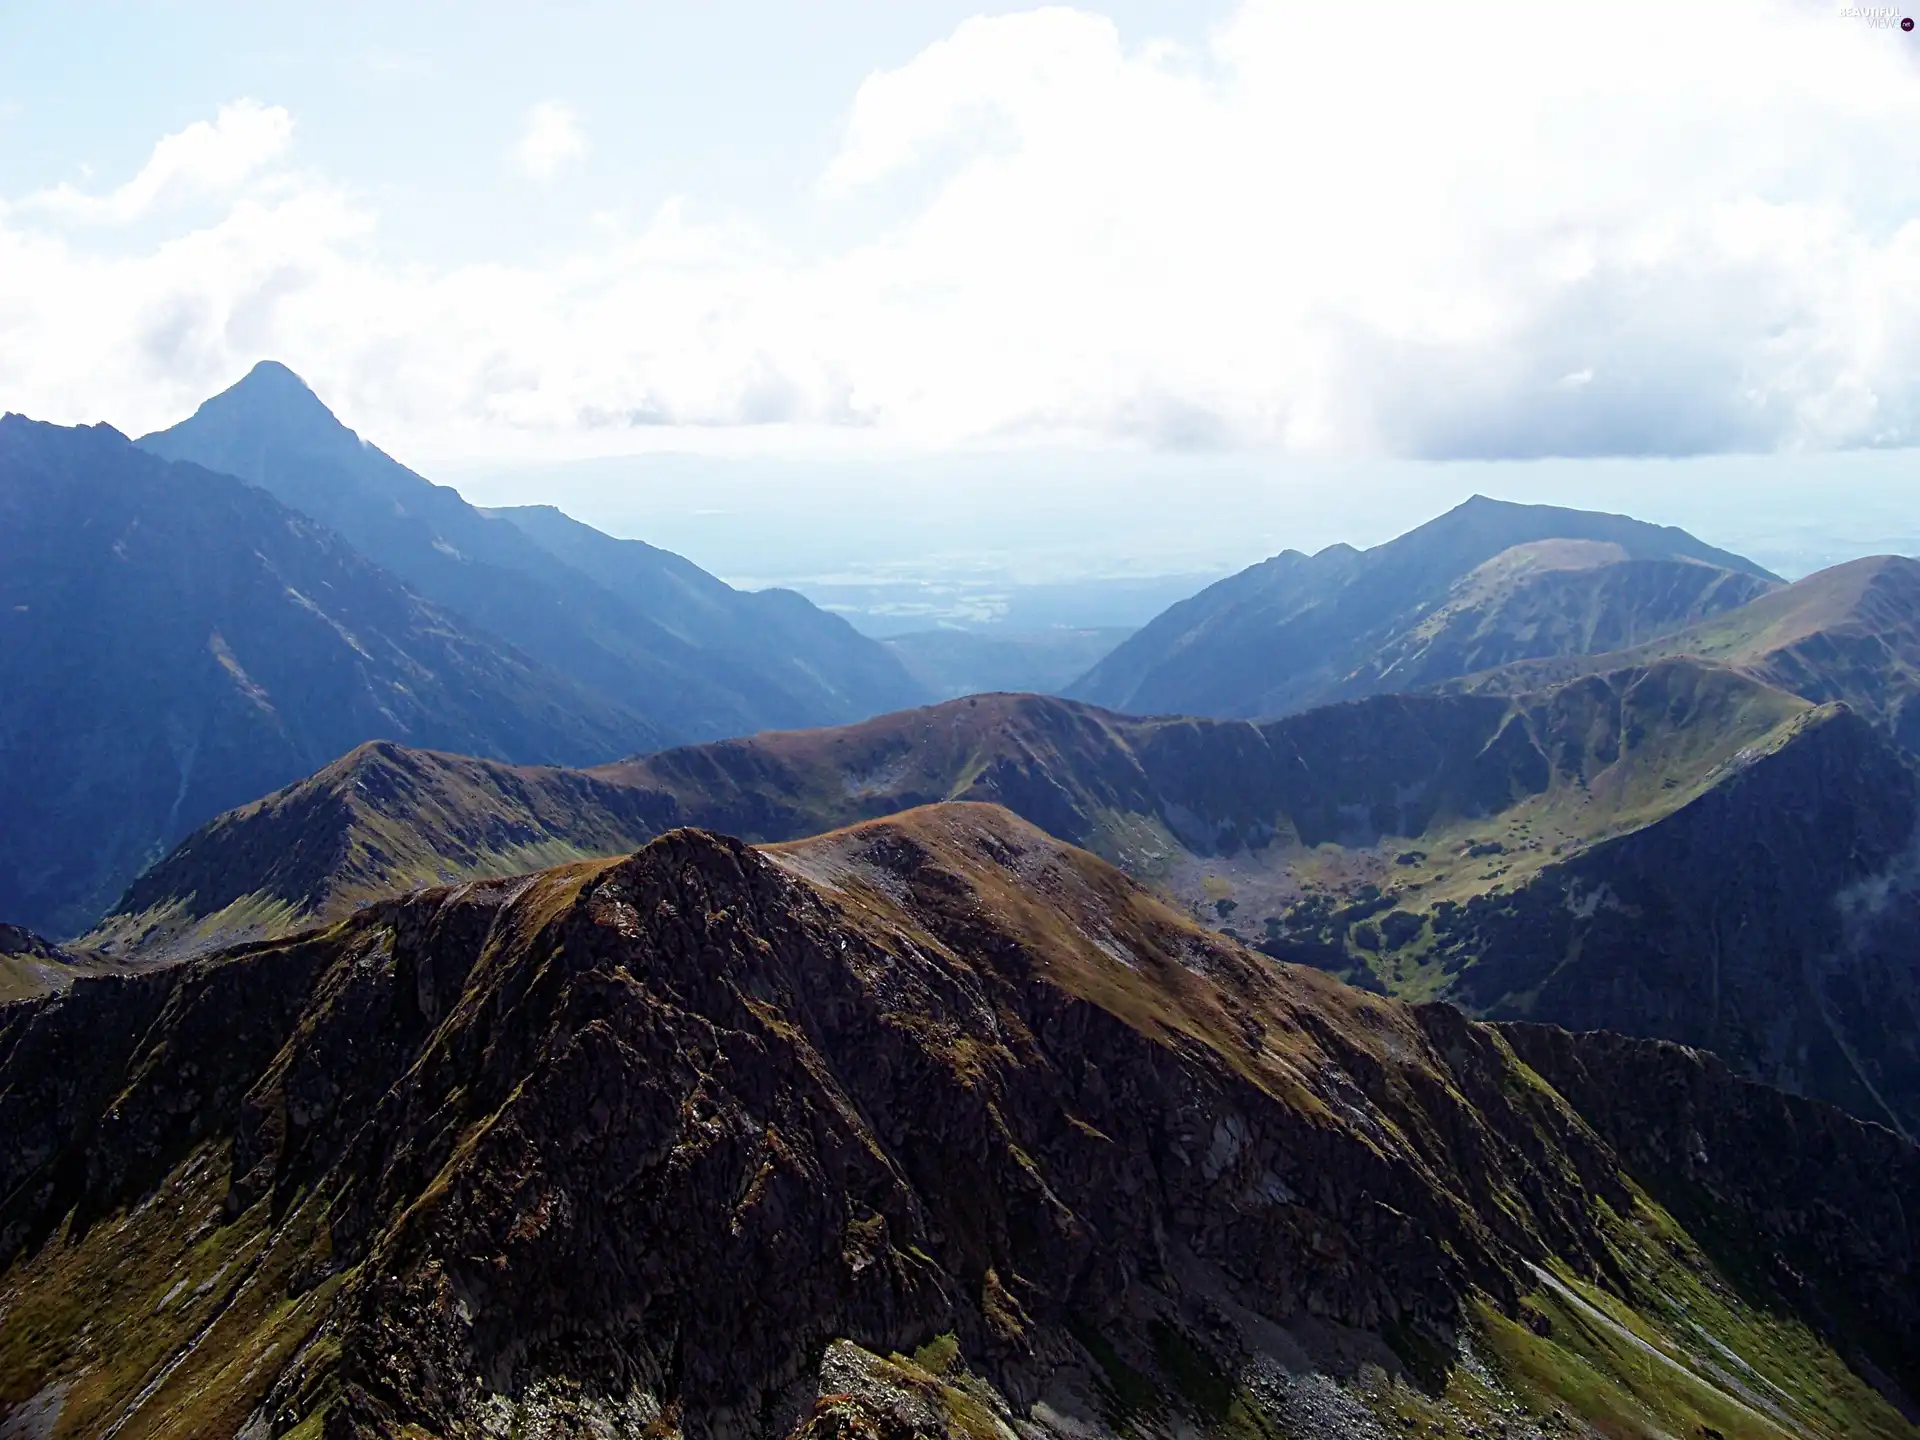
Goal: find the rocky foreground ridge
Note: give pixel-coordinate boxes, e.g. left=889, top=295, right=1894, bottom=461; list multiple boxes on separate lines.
left=3, top=805, right=1915, bottom=1438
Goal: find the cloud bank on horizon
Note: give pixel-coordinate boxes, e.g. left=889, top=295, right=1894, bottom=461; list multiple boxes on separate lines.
left=2, top=0, right=1918, bottom=464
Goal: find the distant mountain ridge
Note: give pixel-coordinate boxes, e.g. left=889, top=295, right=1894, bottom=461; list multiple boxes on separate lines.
left=0, top=362, right=934, bottom=937
left=140, top=362, right=927, bottom=745
left=0, top=414, right=642, bottom=937
left=1069, top=494, right=1779, bottom=718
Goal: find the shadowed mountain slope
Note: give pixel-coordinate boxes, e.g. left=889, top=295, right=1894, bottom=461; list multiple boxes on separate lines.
left=1068, top=496, right=1777, bottom=719
left=97, top=668, right=1920, bottom=1135
left=140, top=363, right=926, bottom=745
left=0, top=415, right=639, bottom=938
left=4, top=805, right=1914, bottom=1438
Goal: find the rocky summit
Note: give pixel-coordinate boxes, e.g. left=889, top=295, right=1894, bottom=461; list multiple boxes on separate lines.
left=2, top=804, right=1914, bottom=1439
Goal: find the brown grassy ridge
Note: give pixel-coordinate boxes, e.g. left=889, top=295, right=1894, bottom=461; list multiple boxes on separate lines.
left=93, top=659, right=1811, bottom=962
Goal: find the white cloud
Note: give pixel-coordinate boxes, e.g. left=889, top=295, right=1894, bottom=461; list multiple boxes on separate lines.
left=512, top=101, right=588, bottom=181
left=4, top=3, right=1920, bottom=463
left=19, top=100, right=293, bottom=225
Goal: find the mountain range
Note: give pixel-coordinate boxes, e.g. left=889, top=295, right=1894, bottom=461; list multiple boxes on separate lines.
left=96, top=653, right=1920, bottom=1137
left=3, top=803, right=1913, bottom=1438
left=0, top=416, right=643, bottom=936
left=1455, top=552, right=1920, bottom=750
left=7, top=416, right=1920, bottom=1436
left=0, top=365, right=925, bottom=937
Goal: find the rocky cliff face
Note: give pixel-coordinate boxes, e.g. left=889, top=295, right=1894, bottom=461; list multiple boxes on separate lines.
left=3, top=806, right=1914, bottom=1439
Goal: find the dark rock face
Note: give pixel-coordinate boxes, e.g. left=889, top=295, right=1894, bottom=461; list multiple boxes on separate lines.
left=3, top=807, right=1916, bottom=1438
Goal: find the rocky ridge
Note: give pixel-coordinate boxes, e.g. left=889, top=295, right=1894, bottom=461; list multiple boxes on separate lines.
left=2, top=805, right=1914, bottom=1438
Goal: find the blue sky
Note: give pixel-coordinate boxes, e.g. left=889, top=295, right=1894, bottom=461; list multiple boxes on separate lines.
left=0, top=3, right=1226, bottom=268
left=2, top=2, right=1918, bottom=584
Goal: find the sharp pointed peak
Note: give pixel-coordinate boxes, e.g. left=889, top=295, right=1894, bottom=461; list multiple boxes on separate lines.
left=143, top=358, right=360, bottom=453
left=241, top=358, right=307, bottom=383
left=216, top=359, right=333, bottom=412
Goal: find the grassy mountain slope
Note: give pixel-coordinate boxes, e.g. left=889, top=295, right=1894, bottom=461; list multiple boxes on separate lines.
left=96, top=665, right=1920, bottom=1134
left=0, top=415, right=639, bottom=938
left=140, top=363, right=925, bottom=745
left=4, top=805, right=1914, bottom=1438
left=1068, top=495, right=1778, bottom=719
left=89, top=740, right=681, bottom=957
left=1460, top=553, right=1920, bottom=751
